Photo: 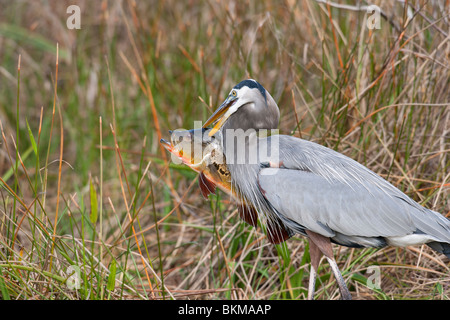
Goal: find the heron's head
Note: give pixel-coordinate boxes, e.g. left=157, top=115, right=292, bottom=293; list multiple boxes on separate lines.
left=202, top=79, right=280, bottom=136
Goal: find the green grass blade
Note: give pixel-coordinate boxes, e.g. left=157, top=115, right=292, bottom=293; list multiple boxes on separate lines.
left=1, top=146, right=33, bottom=182
left=0, top=23, right=70, bottom=61
left=26, top=119, right=38, bottom=156
left=0, top=266, right=11, bottom=300
left=89, top=178, right=98, bottom=225
left=107, top=260, right=117, bottom=292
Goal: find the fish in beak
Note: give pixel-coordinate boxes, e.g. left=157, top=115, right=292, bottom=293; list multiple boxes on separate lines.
left=160, top=128, right=231, bottom=196
left=161, top=128, right=292, bottom=244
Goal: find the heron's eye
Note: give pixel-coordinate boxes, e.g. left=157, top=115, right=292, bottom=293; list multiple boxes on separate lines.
left=231, top=90, right=237, bottom=97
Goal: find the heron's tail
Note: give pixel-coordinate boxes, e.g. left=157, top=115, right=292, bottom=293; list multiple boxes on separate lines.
left=427, top=241, right=450, bottom=259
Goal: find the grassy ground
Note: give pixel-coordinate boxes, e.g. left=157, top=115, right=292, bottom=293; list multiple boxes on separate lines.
left=0, top=0, right=448, bottom=300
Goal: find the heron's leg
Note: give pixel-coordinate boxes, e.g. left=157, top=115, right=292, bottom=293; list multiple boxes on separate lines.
left=305, top=230, right=352, bottom=300
left=325, top=257, right=352, bottom=300
left=307, top=266, right=317, bottom=300
left=307, top=239, right=322, bottom=300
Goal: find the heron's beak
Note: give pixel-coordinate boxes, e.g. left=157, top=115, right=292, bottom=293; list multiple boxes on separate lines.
left=202, top=96, right=237, bottom=136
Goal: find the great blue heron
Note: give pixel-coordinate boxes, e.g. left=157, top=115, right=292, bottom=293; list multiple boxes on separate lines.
left=201, top=79, right=450, bottom=300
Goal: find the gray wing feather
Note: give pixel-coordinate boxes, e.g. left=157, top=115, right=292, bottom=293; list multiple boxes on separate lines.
left=259, top=168, right=414, bottom=237
left=257, top=136, right=450, bottom=244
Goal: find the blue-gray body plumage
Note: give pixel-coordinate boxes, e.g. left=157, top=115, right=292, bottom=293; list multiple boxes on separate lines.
left=224, top=131, right=450, bottom=257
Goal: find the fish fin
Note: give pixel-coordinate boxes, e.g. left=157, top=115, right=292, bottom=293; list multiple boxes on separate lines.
left=238, top=203, right=259, bottom=227
left=266, top=217, right=293, bottom=244
left=199, top=172, right=216, bottom=199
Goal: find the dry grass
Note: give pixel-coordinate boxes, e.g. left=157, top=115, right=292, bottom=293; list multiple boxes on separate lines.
left=0, top=0, right=448, bottom=300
